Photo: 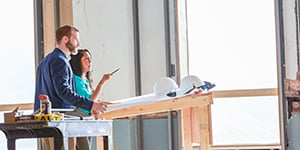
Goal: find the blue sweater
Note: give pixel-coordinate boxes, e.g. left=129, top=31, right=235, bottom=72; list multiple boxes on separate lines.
left=34, top=48, right=93, bottom=111
left=74, top=75, right=93, bottom=114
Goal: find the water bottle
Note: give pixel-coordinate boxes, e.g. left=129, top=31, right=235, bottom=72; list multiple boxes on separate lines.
left=38, top=94, right=51, bottom=114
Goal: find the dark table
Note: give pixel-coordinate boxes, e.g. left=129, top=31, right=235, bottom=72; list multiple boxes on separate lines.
left=0, top=120, right=113, bottom=150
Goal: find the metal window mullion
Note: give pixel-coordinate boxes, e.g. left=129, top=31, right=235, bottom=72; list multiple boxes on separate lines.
left=34, top=0, right=44, bottom=68
left=274, top=0, right=287, bottom=149
left=164, top=0, right=173, bottom=78
left=133, top=0, right=142, bottom=97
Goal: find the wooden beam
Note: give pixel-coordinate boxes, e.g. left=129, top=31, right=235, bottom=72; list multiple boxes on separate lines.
left=212, top=88, right=278, bottom=98
left=0, top=103, right=33, bottom=112
left=100, top=93, right=213, bottom=119
left=42, top=0, right=56, bottom=56
left=198, top=105, right=212, bottom=150
left=59, top=0, right=73, bottom=26
left=41, top=0, right=74, bottom=57
left=211, top=144, right=281, bottom=149
left=181, top=108, right=192, bottom=150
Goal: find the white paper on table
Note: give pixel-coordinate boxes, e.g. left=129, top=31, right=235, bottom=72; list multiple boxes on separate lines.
left=106, top=91, right=184, bottom=112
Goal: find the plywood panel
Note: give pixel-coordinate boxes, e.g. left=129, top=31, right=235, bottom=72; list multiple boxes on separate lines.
left=181, top=107, right=192, bottom=150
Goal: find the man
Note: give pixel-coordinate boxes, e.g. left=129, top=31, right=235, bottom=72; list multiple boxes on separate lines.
left=34, top=25, right=106, bottom=149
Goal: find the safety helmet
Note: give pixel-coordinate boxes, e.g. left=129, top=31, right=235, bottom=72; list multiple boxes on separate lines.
left=179, top=75, right=205, bottom=95
left=153, top=77, right=179, bottom=97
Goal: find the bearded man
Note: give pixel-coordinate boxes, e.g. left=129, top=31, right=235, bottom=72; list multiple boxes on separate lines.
left=34, top=25, right=106, bottom=150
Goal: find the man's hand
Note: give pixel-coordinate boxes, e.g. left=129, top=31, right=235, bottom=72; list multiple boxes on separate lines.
left=91, top=101, right=108, bottom=114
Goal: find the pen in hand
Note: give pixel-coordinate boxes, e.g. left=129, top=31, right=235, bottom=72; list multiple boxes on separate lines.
left=111, top=68, right=120, bottom=75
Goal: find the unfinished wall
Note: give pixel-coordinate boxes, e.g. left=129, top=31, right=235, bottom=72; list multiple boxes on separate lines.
left=72, top=0, right=181, bottom=100
left=73, top=0, right=136, bottom=101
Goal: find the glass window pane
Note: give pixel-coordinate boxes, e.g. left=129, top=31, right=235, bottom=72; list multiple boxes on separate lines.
left=0, top=1, right=35, bottom=104
left=186, top=0, right=280, bottom=146
left=0, top=1, right=36, bottom=149
left=212, top=97, right=280, bottom=145
left=187, top=0, right=277, bottom=90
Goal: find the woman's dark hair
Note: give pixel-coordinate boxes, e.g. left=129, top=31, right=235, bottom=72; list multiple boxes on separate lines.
left=70, top=49, right=93, bottom=82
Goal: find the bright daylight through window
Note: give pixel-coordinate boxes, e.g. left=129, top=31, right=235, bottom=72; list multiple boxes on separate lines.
left=0, top=1, right=36, bottom=149
left=187, top=0, right=279, bottom=146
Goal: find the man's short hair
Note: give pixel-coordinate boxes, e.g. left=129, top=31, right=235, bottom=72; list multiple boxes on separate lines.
left=55, top=25, right=79, bottom=43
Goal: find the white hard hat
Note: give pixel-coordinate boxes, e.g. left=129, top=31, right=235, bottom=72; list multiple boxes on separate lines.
left=179, top=75, right=205, bottom=95
left=153, top=77, right=179, bottom=97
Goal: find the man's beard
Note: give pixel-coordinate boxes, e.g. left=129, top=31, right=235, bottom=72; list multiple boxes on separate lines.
left=66, top=41, right=78, bottom=55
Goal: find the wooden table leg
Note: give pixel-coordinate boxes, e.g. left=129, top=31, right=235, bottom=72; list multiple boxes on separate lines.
left=181, top=105, right=212, bottom=150
left=197, top=105, right=212, bottom=150
left=181, top=107, right=193, bottom=150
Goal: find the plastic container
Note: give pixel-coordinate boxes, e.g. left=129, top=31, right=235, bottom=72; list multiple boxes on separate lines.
left=38, top=94, right=51, bottom=114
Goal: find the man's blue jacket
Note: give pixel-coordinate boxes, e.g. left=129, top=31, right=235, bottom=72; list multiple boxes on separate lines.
left=34, top=48, right=93, bottom=111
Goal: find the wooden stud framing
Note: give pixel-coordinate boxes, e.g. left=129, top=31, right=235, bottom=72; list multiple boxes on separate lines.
left=181, top=107, right=193, bottom=150
left=42, top=0, right=56, bottom=56
left=212, top=88, right=278, bottom=98
left=101, top=93, right=214, bottom=150
left=59, top=0, right=73, bottom=26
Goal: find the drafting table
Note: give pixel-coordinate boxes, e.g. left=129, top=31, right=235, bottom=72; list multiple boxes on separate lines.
left=0, top=120, right=113, bottom=150
left=101, top=92, right=213, bottom=150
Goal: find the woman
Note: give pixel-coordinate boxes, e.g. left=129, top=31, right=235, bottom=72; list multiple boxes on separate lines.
left=70, top=49, right=111, bottom=150
left=70, top=49, right=111, bottom=114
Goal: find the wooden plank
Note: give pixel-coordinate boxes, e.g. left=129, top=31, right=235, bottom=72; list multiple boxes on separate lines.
left=181, top=107, right=192, bottom=150
left=211, top=144, right=281, bottom=149
left=191, top=107, right=200, bottom=143
left=42, top=0, right=56, bottom=56
left=100, top=93, right=213, bottom=119
left=208, top=104, right=213, bottom=144
left=191, top=105, right=212, bottom=148
left=212, top=88, right=278, bottom=98
left=59, top=0, right=73, bottom=26
left=0, top=103, right=33, bottom=112
left=198, top=105, right=211, bottom=150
